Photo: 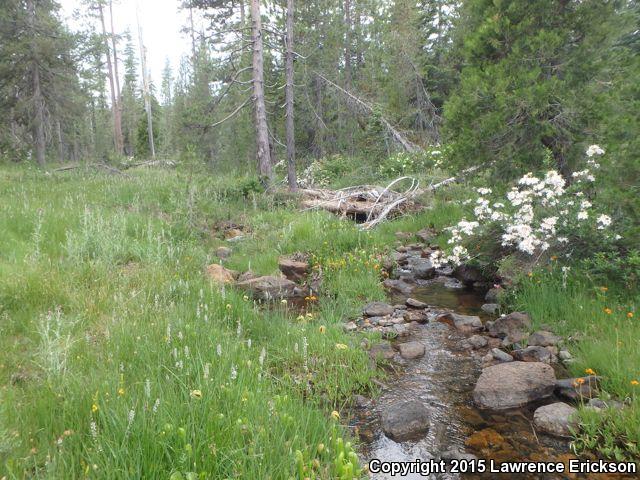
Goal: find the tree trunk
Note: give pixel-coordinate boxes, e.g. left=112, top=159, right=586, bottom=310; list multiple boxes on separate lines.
left=108, top=0, right=123, bottom=153
left=250, top=0, right=273, bottom=184
left=27, top=0, right=46, bottom=167
left=189, top=5, right=197, bottom=77
left=136, top=8, right=156, bottom=159
left=285, top=0, right=297, bottom=191
left=56, top=119, right=64, bottom=162
left=344, top=0, right=352, bottom=89
left=98, top=3, right=123, bottom=155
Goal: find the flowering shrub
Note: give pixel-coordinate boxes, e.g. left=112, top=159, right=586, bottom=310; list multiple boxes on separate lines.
left=378, top=146, right=448, bottom=177
left=298, top=155, right=360, bottom=187
left=429, top=145, right=615, bottom=267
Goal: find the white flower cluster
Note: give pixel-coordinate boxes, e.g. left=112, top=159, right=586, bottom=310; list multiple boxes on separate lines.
left=430, top=145, right=612, bottom=267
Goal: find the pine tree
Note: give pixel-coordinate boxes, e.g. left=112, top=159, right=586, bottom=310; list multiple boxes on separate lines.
left=444, top=0, right=618, bottom=177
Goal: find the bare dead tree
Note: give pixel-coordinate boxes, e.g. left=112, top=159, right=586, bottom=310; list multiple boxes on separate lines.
left=250, top=0, right=273, bottom=183
left=285, top=0, right=297, bottom=191
left=98, top=1, right=123, bottom=155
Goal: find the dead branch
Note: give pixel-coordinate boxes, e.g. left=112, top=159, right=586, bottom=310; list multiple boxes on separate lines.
left=313, top=71, right=422, bottom=153
left=210, top=97, right=251, bottom=128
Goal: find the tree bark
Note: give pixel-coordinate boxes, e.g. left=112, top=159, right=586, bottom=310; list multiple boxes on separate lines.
left=250, top=0, right=273, bottom=184
left=108, top=0, right=123, bottom=153
left=344, top=0, right=352, bottom=89
left=285, top=0, right=297, bottom=191
left=98, top=2, right=124, bottom=155
left=27, top=0, right=46, bottom=166
left=56, top=119, right=64, bottom=162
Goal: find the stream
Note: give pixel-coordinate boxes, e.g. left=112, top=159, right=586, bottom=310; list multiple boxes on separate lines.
left=352, top=282, right=571, bottom=479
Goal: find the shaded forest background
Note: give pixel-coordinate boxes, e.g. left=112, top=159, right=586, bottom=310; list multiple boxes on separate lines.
left=0, top=0, right=638, bottom=226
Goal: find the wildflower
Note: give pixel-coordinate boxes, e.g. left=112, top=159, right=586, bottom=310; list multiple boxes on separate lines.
left=91, top=404, right=99, bottom=413
left=604, top=308, right=612, bottom=315
left=243, top=295, right=249, bottom=301
left=330, top=410, right=340, bottom=420
left=335, top=343, right=348, bottom=350
left=226, top=304, right=232, bottom=310
left=216, top=344, right=222, bottom=356
left=296, top=315, right=305, bottom=321
left=631, top=380, right=639, bottom=386
left=152, top=398, right=160, bottom=413
left=586, top=144, right=605, bottom=157
left=585, top=368, right=596, bottom=376
left=281, top=299, right=288, bottom=305
left=117, top=388, right=125, bottom=397
left=319, top=325, right=326, bottom=334
left=596, top=214, right=612, bottom=230
left=628, top=312, right=634, bottom=318
left=600, top=286, right=608, bottom=292
left=573, top=378, right=585, bottom=387
left=190, top=389, right=202, bottom=399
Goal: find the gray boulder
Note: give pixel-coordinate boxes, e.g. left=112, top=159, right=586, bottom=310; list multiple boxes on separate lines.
left=369, top=343, right=396, bottom=361
left=512, top=346, right=554, bottom=363
left=533, top=402, right=577, bottom=437
left=406, top=298, right=428, bottom=309
left=398, top=341, right=426, bottom=359
left=236, top=275, right=297, bottom=300
left=407, top=258, right=436, bottom=279
left=380, top=400, right=430, bottom=441
left=556, top=376, right=600, bottom=400
left=403, top=310, right=429, bottom=324
left=468, top=335, right=488, bottom=349
left=528, top=331, right=561, bottom=347
left=481, top=303, right=499, bottom=314
left=487, top=312, right=531, bottom=342
left=473, top=362, right=556, bottom=410
left=490, top=348, right=514, bottom=363
left=438, top=312, right=483, bottom=332
left=363, top=302, right=395, bottom=317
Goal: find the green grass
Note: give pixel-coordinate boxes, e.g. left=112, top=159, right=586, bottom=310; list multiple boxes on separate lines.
left=509, top=267, right=639, bottom=460
left=0, top=165, right=467, bottom=479
left=1, top=163, right=637, bottom=478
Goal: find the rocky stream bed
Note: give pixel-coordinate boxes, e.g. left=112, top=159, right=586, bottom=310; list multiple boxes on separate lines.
left=342, top=239, right=623, bottom=479
left=207, top=226, right=629, bottom=479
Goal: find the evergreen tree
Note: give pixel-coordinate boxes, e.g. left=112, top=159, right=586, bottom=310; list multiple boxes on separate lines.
left=444, top=0, right=618, bottom=177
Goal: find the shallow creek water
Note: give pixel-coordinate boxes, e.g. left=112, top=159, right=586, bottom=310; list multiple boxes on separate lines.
left=352, top=282, right=571, bottom=480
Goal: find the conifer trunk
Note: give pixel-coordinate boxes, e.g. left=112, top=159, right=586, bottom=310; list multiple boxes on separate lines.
left=250, top=0, right=272, bottom=184
left=285, top=0, right=297, bottom=191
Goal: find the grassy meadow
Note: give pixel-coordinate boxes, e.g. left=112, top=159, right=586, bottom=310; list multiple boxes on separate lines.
left=0, top=164, right=638, bottom=479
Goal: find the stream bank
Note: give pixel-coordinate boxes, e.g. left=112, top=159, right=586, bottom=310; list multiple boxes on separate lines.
left=346, top=240, right=597, bottom=479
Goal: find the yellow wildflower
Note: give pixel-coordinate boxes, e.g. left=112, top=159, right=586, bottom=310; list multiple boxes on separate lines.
left=628, top=312, right=634, bottom=318
left=330, top=410, right=340, bottom=420
left=190, top=389, right=202, bottom=399
left=91, top=404, right=99, bottom=413
left=335, top=343, right=348, bottom=350
left=631, top=380, right=639, bottom=386
left=117, top=387, right=125, bottom=396
left=585, top=368, right=596, bottom=376
left=604, top=308, right=612, bottom=315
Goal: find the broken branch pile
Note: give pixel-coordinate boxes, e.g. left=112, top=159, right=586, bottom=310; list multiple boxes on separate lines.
left=300, top=176, right=421, bottom=229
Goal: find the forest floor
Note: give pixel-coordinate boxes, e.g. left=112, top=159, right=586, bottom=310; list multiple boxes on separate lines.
left=0, top=165, right=638, bottom=478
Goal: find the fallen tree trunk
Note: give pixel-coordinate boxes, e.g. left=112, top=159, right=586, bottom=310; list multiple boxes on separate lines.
left=314, top=71, right=422, bottom=153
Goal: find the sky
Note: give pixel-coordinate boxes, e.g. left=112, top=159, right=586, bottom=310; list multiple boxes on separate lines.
left=59, top=0, right=198, bottom=84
